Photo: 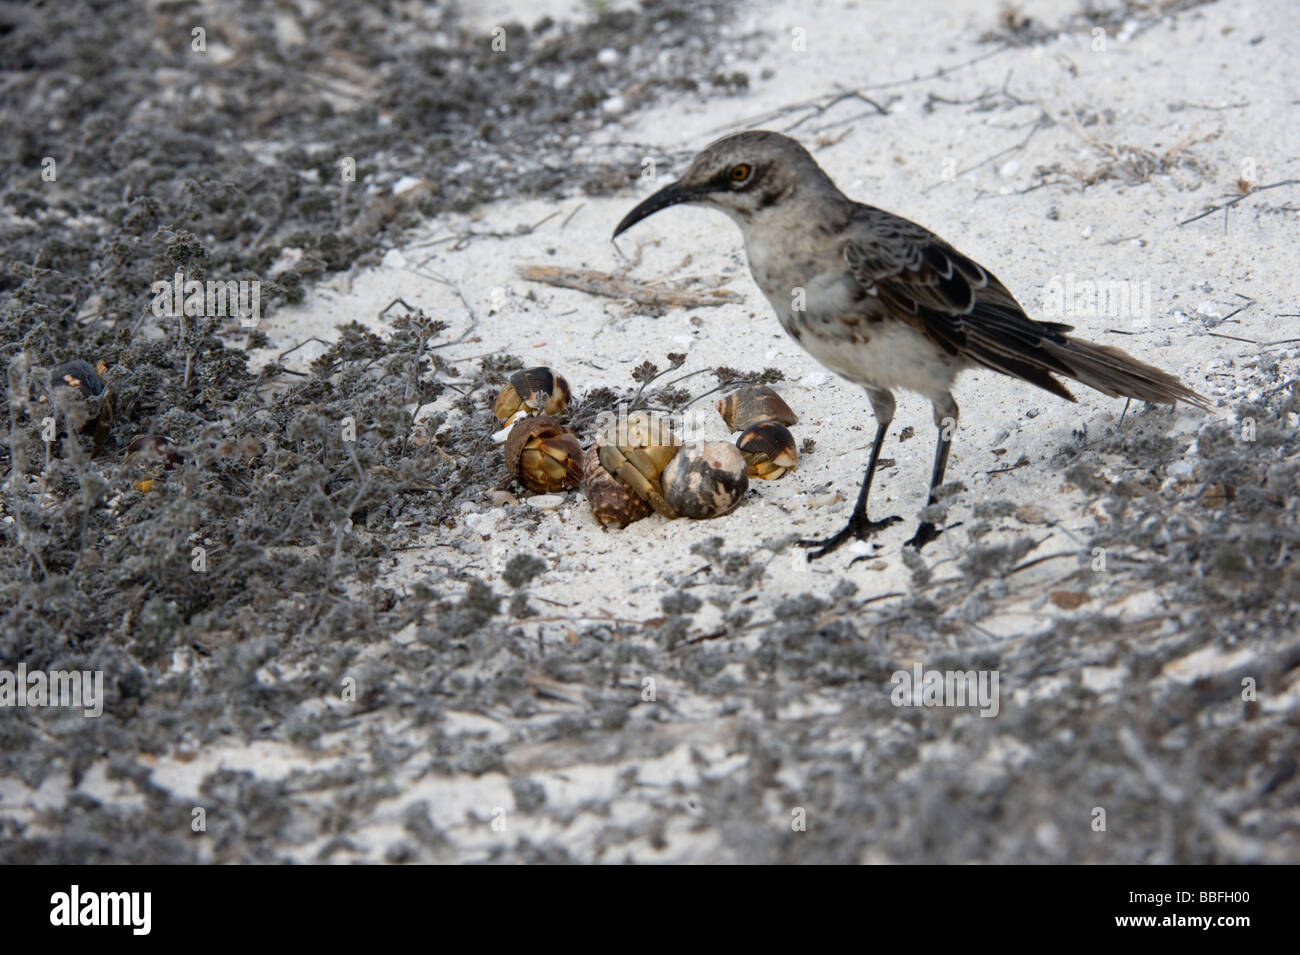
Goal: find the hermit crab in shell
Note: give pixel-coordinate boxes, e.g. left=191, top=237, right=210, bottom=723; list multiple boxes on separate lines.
left=662, top=441, right=749, bottom=519
left=596, top=411, right=682, bottom=518
left=504, top=415, right=583, bottom=493
left=493, top=366, right=571, bottom=422
left=716, top=385, right=797, bottom=433
left=48, top=358, right=113, bottom=452
left=583, top=445, right=652, bottom=528
left=50, top=359, right=104, bottom=400
left=736, top=421, right=798, bottom=480
left=124, top=434, right=183, bottom=493
left=125, top=434, right=183, bottom=469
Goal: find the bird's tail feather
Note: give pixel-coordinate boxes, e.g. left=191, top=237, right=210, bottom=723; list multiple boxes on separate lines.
left=1043, top=337, right=1210, bottom=410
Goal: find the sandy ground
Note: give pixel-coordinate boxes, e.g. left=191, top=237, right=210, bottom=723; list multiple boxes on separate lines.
left=4, top=0, right=1299, bottom=863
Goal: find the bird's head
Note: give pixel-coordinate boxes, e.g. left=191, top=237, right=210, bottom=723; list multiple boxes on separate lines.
left=613, top=130, right=834, bottom=238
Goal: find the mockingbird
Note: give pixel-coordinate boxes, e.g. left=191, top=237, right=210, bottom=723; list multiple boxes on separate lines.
left=613, top=130, right=1208, bottom=560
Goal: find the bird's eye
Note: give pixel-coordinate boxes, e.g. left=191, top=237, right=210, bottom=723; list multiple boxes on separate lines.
left=730, top=163, right=752, bottom=183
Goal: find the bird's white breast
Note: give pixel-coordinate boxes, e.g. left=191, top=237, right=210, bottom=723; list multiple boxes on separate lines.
left=740, top=220, right=963, bottom=403
left=796, top=316, right=962, bottom=402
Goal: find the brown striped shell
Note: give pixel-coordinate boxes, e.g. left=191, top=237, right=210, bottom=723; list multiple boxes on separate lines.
left=583, top=445, right=652, bottom=529
left=716, top=385, right=798, bottom=432
left=736, top=421, right=798, bottom=480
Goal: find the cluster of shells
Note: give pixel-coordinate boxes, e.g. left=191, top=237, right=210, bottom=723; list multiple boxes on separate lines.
left=45, top=358, right=182, bottom=490
left=494, top=367, right=802, bottom=529
left=33, top=358, right=184, bottom=493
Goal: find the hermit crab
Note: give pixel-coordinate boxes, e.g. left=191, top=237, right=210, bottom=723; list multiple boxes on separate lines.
left=596, top=411, right=682, bottom=518
left=716, top=385, right=797, bottom=433
left=50, top=359, right=103, bottom=400
left=493, top=366, right=571, bottom=422
left=124, top=434, right=182, bottom=493
left=48, top=358, right=113, bottom=452
left=125, top=434, right=183, bottom=469
left=736, top=421, right=798, bottom=480
left=583, top=445, right=652, bottom=528
left=504, top=416, right=583, bottom=493
left=661, top=441, right=749, bottom=519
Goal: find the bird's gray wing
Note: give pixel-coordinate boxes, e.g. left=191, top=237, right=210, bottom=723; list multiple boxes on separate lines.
left=843, top=207, right=1079, bottom=401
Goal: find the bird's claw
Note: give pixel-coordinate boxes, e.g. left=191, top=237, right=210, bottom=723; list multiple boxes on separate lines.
left=904, top=520, right=961, bottom=550
left=798, top=513, right=902, bottom=561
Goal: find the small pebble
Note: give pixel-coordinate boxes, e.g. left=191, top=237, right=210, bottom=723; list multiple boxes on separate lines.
left=1015, top=505, right=1047, bottom=524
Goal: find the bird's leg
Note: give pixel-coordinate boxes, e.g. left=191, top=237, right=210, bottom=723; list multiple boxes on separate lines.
left=799, top=388, right=901, bottom=560
left=906, top=396, right=959, bottom=550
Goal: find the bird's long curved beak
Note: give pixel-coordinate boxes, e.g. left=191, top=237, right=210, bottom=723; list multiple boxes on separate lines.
left=612, top=180, right=701, bottom=238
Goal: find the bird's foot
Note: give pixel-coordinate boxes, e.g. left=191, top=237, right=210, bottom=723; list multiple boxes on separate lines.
left=798, top=512, right=902, bottom=561
left=904, top=520, right=962, bottom=551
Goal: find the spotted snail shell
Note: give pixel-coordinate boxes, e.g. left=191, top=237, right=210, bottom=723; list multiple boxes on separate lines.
left=661, top=441, right=749, bottom=519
